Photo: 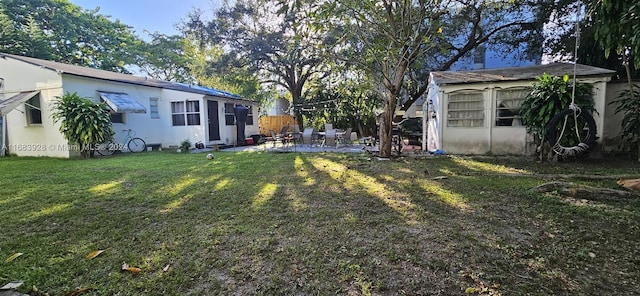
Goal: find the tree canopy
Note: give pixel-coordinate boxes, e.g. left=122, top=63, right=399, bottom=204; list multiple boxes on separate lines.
left=180, top=0, right=331, bottom=119
left=587, top=0, right=640, bottom=69
left=0, top=0, right=141, bottom=73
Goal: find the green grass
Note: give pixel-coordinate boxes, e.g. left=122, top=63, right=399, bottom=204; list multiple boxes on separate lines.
left=1, top=152, right=639, bottom=295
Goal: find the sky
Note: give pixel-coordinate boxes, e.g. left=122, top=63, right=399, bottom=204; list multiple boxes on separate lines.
left=69, top=0, right=222, bottom=39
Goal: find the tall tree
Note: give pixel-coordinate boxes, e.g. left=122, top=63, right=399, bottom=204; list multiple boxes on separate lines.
left=586, top=0, right=640, bottom=159
left=319, top=0, right=553, bottom=157
left=0, top=0, right=141, bottom=73
left=0, top=8, right=20, bottom=53
left=21, top=15, right=51, bottom=59
left=135, top=32, right=194, bottom=82
left=180, top=0, right=328, bottom=121
left=181, top=33, right=268, bottom=103
left=402, top=0, right=549, bottom=113
left=317, top=0, right=444, bottom=157
left=587, top=0, right=640, bottom=69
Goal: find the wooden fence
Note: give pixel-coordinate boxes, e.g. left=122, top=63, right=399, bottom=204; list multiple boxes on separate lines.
left=258, top=115, right=298, bottom=135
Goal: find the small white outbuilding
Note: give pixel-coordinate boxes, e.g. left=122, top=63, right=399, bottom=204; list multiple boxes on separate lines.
left=422, top=63, right=617, bottom=155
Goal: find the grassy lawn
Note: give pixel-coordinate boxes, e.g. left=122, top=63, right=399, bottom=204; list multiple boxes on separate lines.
left=1, top=151, right=639, bottom=295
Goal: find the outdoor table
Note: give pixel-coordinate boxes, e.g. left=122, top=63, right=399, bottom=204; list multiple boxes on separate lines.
left=317, top=130, right=346, bottom=147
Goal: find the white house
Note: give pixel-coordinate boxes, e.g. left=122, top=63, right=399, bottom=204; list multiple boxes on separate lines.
left=0, top=53, right=260, bottom=157
left=422, top=63, right=616, bottom=155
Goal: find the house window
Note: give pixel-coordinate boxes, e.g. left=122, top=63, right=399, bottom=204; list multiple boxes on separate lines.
left=149, top=98, right=159, bottom=119
left=110, top=111, right=124, bottom=124
left=171, top=100, right=200, bottom=126
left=186, top=100, right=200, bottom=125
left=447, top=92, right=484, bottom=127
left=496, top=88, right=526, bottom=126
left=25, top=95, right=42, bottom=125
left=224, top=103, right=235, bottom=125
left=473, top=46, right=486, bottom=67
left=246, top=105, right=254, bottom=125
left=171, top=102, right=186, bottom=126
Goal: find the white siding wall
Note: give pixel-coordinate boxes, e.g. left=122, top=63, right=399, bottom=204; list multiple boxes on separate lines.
left=602, top=81, right=631, bottom=153
left=63, top=75, right=165, bottom=148
left=160, top=88, right=206, bottom=147
left=0, top=57, right=69, bottom=157
left=436, top=78, right=610, bottom=156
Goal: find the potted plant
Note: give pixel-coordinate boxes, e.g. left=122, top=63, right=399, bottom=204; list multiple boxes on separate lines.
left=179, top=139, right=192, bottom=153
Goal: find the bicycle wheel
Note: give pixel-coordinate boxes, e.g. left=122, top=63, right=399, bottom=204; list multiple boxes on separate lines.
left=96, top=142, right=118, bottom=156
left=128, top=137, right=146, bottom=153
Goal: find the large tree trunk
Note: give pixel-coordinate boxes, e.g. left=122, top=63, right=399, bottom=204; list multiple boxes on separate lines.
left=378, top=92, right=397, bottom=158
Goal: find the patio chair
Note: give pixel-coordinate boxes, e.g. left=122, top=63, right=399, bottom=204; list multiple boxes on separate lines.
left=324, top=129, right=337, bottom=147
left=324, top=123, right=333, bottom=131
left=291, top=125, right=302, bottom=144
left=340, top=128, right=353, bottom=146
left=302, top=127, right=316, bottom=146
left=269, top=129, right=293, bottom=149
left=277, top=125, right=290, bottom=137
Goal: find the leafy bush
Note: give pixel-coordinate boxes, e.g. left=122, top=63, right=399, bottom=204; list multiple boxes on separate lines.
left=610, top=84, right=640, bottom=159
left=180, top=139, right=192, bottom=152
left=51, top=92, right=113, bottom=158
left=520, top=74, right=594, bottom=160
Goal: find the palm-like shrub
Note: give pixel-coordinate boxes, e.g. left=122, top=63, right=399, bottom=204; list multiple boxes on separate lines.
left=51, top=92, right=113, bottom=158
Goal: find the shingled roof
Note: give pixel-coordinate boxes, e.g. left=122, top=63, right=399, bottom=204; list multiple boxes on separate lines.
left=430, top=63, right=616, bottom=85
left=0, top=53, right=244, bottom=100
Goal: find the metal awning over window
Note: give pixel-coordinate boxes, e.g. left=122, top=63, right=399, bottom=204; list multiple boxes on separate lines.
left=0, top=91, right=40, bottom=116
left=98, top=91, right=146, bottom=113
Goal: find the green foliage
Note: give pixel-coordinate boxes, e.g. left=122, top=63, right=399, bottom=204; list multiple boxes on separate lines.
left=520, top=74, right=594, bottom=137
left=0, top=0, right=141, bottom=73
left=182, top=36, right=268, bottom=103
left=303, top=74, right=381, bottom=136
left=180, top=0, right=327, bottom=107
left=588, top=0, right=640, bottom=68
left=610, top=84, right=640, bottom=157
left=50, top=92, right=114, bottom=158
left=135, top=33, right=194, bottom=83
left=0, top=7, right=20, bottom=53
left=179, top=139, right=192, bottom=152
left=520, top=74, right=594, bottom=159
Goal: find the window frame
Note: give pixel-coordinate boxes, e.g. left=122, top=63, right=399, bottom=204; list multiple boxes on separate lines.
left=171, top=100, right=201, bottom=126
left=246, top=105, right=254, bottom=126
left=185, top=100, right=201, bottom=126
left=446, top=91, right=485, bottom=128
left=149, top=97, right=159, bottom=119
left=25, top=95, right=43, bottom=125
left=224, top=103, right=235, bottom=126
left=495, top=88, right=527, bottom=127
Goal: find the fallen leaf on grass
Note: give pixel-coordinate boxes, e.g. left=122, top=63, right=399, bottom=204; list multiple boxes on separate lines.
left=122, top=262, right=142, bottom=273
left=5, top=253, right=23, bottom=262
left=464, top=287, right=477, bottom=294
left=64, top=287, right=95, bottom=296
left=86, top=249, right=107, bottom=259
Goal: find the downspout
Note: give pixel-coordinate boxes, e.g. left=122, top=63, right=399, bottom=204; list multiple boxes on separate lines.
left=488, top=88, right=493, bottom=154
left=422, top=101, right=427, bottom=151
left=1, top=115, right=5, bottom=157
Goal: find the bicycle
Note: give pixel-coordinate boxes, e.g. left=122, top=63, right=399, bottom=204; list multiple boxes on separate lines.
left=96, top=129, right=146, bottom=156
